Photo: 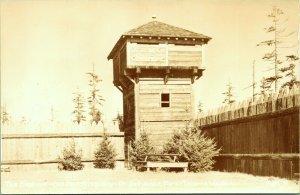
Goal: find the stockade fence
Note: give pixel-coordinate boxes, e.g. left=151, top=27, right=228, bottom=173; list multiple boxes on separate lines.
left=196, top=84, right=300, bottom=179
left=1, top=132, right=124, bottom=166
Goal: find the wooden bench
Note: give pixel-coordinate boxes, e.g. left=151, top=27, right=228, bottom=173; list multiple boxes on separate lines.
left=133, top=154, right=188, bottom=172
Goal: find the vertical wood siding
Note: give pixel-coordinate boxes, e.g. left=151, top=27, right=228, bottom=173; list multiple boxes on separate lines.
left=197, top=85, right=300, bottom=179
left=1, top=133, right=125, bottom=164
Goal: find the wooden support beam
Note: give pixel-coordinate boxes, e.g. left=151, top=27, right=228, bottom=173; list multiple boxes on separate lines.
left=191, top=68, right=198, bottom=84
left=191, top=75, right=196, bottom=84
left=196, top=71, right=203, bottom=79
left=115, top=85, right=123, bottom=93
left=113, top=80, right=124, bottom=92
left=119, top=76, right=131, bottom=90
left=164, top=68, right=170, bottom=84
left=124, top=69, right=136, bottom=84
left=164, top=74, right=169, bottom=84
left=135, top=67, right=141, bottom=83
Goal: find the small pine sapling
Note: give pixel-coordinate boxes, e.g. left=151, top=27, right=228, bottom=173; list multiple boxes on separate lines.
left=94, top=133, right=117, bottom=169
left=129, top=131, right=158, bottom=168
left=57, top=139, right=84, bottom=171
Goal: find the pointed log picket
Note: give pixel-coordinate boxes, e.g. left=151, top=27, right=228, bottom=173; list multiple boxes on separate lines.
left=242, top=99, right=248, bottom=117
left=266, top=94, right=273, bottom=112
left=291, top=84, right=300, bottom=106
left=197, top=83, right=299, bottom=127
left=281, top=86, right=289, bottom=109
left=276, top=90, right=284, bottom=111
left=272, top=93, right=278, bottom=111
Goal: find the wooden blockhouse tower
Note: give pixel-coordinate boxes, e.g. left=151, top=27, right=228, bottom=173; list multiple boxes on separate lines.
left=107, top=21, right=211, bottom=151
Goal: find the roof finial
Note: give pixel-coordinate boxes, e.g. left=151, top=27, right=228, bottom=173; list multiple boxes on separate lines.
left=152, top=15, right=156, bottom=20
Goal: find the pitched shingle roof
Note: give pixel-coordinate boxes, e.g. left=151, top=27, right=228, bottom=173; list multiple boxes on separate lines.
left=108, top=21, right=211, bottom=59
left=124, top=21, right=211, bottom=39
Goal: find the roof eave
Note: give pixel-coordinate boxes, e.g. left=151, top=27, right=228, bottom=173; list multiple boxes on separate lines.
left=107, top=36, right=126, bottom=60
left=124, top=33, right=211, bottom=40
left=107, top=35, right=212, bottom=60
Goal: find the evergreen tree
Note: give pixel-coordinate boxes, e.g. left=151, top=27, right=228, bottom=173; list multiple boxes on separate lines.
left=280, top=55, right=300, bottom=89
left=72, top=89, right=86, bottom=125
left=222, top=81, right=235, bottom=105
left=94, top=132, right=117, bottom=169
left=57, top=139, right=84, bottom=171
left=260, top=77, right=271, bottom=95
left=129, top=131, right=156, bottom=163
left=257, top=6, right=296, bottom=92
left=87, top=67, right=105, bottom=125
left=163, top=126, right=221, bottom=172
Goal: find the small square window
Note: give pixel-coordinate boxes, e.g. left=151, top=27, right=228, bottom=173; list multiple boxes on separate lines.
left=161, top=94, right=169, bottom=101
left=161, top=93, right=170, bottom=107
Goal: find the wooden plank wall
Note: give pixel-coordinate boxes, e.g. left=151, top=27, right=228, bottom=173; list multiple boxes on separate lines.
left=197, top=84, right=300, bottom=179
left=202, top=107, right=299, bottom=154
left=126, top=42, right=202, bottom=68
left=202, top=107, right=299, bottom=179
left=128, top=43, right=167, bottom=67
left=168, top=44, right=202, bottom=67
left=1, top=133, right=124, bottom=164
left=138, top=83, right=192, bottom=121
left=137, top=81, right=193, bottom=148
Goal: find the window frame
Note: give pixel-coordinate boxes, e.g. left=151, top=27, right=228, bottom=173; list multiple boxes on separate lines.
left=160, top=93, right=170, bottom=108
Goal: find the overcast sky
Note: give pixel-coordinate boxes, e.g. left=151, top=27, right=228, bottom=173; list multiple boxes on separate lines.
left=1, top=0, right=299, bottom=129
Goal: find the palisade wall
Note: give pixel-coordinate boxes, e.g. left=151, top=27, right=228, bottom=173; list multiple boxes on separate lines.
left=196, top=85, right=300, bottom=179
left=1, top=132, right=124, bottom=165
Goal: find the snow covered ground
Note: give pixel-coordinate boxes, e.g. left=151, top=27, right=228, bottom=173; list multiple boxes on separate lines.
left=1, top=164, right=299, bottom=194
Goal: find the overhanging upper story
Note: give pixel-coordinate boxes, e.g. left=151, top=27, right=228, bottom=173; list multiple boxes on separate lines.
left=107, top=21, right=212, bottom=91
